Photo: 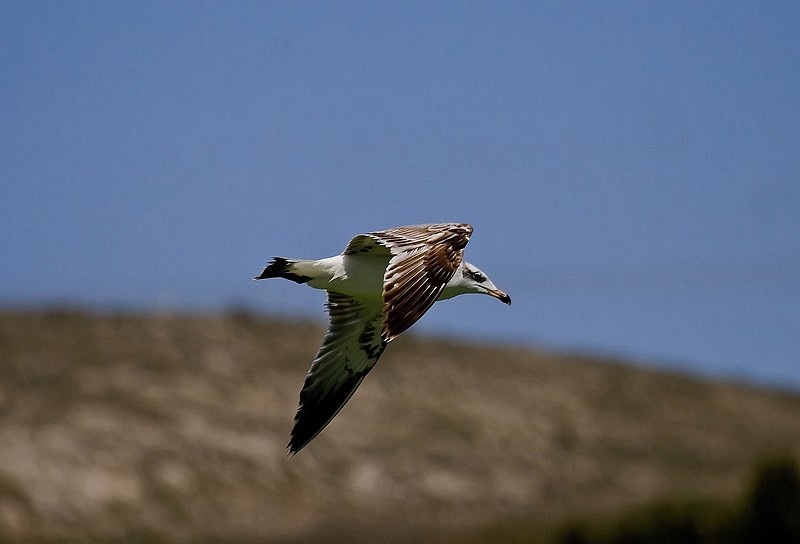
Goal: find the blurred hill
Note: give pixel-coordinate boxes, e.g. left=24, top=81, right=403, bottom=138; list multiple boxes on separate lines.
left=0, top=309, right=799, bottom=543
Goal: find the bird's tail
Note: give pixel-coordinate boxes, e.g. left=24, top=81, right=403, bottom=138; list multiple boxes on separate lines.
left=254, top=257, right=312, bottom=284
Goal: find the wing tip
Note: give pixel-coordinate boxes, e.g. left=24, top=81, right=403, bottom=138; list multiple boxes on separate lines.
left=286, top=365, right=373, bottom=454
left=286, top=422, right=317, bottom=455
left=286, top=437, right=306, bottom=456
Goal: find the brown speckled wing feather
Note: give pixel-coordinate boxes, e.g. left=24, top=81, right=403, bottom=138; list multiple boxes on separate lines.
left=361, top=223, right=473, bottom=340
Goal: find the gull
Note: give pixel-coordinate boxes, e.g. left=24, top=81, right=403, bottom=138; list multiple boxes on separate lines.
left=254, top=223, right=511, bottom=454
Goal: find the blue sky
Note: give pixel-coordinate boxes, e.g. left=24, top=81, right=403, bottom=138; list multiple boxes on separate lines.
left=2, top=2, right=799, bottom=388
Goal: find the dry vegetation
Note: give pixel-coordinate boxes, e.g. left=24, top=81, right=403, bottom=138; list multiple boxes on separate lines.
left=0, top=308, right=799, bottom=543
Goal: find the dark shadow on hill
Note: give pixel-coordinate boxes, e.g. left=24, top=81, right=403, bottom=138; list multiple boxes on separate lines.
left=551, top=453, right=800, bottom=544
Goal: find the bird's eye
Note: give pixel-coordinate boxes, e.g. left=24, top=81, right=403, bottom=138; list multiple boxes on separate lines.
left=471, top=271, right=486, bottom=282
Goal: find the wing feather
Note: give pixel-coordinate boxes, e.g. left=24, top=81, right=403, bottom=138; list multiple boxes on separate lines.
left=372, top=223, right=473, bottom=340
left=288, top=292, right=386, bottom=454
left=369, top=223, right=471, bottom=250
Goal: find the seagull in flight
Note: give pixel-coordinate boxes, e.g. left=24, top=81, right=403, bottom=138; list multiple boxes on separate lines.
left=255, top=223, right=511, bottom=454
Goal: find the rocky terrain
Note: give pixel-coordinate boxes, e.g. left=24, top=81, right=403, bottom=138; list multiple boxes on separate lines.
left=1, top=309, right=799, bottom=543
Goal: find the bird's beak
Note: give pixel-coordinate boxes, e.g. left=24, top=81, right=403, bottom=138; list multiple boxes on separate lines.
left=488, top=288, right=511, bottom=306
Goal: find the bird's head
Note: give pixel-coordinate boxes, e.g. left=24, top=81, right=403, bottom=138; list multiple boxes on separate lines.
left=443, top=262, right=511, bottom=305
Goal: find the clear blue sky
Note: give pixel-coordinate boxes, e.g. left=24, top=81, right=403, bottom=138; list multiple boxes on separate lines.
left=2, top=1, right=799, bottom=389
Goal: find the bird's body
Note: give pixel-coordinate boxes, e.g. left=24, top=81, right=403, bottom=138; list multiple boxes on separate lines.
left=255, top=223, right=510, bottom=454
left=290, top=255, right=388, bottom=302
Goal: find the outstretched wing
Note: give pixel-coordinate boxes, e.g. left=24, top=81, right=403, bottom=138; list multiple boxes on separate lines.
left=346, top=223, right=473, bottom=341
left=289, top=292, right=387, bottom=454
left=345, top=222, right=472, bottom=255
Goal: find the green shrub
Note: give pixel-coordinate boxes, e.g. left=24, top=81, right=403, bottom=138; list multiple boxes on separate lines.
left=552, top=453, right=800, bottom=544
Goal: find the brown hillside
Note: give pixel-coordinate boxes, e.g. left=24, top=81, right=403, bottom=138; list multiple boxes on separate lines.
left=0, top=309, right=798, bottom=542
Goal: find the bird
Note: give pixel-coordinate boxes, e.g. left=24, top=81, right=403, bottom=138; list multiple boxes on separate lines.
left=254, top=223, right=511, bottom=454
